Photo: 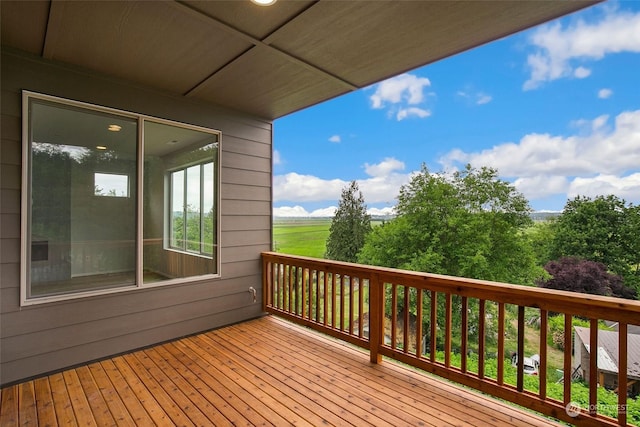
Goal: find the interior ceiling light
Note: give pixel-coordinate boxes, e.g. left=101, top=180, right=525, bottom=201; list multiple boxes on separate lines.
left=96, top=145, right=107, bottom=150
left=251, top=0, right=277, bottom=6
left=108, top=124, right=122, bottom=132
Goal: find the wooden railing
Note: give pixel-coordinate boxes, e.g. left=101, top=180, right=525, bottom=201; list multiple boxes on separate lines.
left=262, top=252, right=640, bottom=426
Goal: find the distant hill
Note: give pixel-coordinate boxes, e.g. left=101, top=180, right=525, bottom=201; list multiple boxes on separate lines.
left=274, top=211, right=560, bottom=222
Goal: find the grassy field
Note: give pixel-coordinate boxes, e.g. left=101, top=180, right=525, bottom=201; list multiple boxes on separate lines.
left=273, top=219, right=332, bottom=258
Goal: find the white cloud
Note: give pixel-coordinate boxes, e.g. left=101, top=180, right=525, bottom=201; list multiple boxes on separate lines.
left=397, top=107, right=430, bottom=121
left=568, top=173, right=640, bottom=202
left=364, top=157, right=405, bottom=177
left=476, top=94, right=493, bottom=105
left=273, top=205, right=396, bottom=218
left=598, top=88, right=613, bottom=99
left=457, top=90, right=492, bottom=106
left=573, top=66, right=591, bottom=79
left=273, top=149, right=282, bottom=166
left=273, top=173, right=347, bottom=202
left=440, top=109, right=640, bottom=203
left=273, top=205, right=310, bottom=217
left=370, top=73, right=433, bottom=121
left=329, top=135, right=341, bottom=143
left=523, top=7, right=640, bottom=90
left=274, top=157, right=411, bottom=206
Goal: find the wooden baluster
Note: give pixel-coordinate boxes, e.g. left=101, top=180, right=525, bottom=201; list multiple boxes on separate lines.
left=478, top=299, right=486, bottom=380
left=416, top=288, right=424, bottom=358
left=539, top=309, right=548, bottom=400
left=340, top=275, right=346, bottom=332
left=589, top=318, right=598, bottom=416
left=430, top=291, right=437, bottom=363
left=301, top=267, right=307, bottom=318
left=369, top=273, right=382, bottom=364
left=619, top=322, right=628, bottom=426
left=391, top=284, right=398, bottom=350
left=445, top=293, right=452, bottom=368
left=461, top=296, right=468, bottom=373
left=403, top=286, right=410, bottom=352
left=323, top=271, right=329, bottom=326
left=331, top=273, right=337, bottom=328
left=563, top=314, right=572, bottom=408
left=349, top=276, right=355, bottom=334
left=497, top=302, right=505, bottom=386
left=358, top=278, right=364, bottom=338
left=517, top=306, right=525, bottom=392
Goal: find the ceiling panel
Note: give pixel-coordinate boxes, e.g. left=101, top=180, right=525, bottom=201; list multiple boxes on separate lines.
left=188, top=46, right=349, bottom=119
left=270, top=1, right=597, bottom=88
left=43, top=1, right=252, bottom=95
left=0, top=1, right=50, bottom=55
left=183, top=0, right=314, bottom=40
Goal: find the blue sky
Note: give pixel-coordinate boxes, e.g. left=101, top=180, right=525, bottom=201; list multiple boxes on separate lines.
left=273, top=1, right=640, bottom=217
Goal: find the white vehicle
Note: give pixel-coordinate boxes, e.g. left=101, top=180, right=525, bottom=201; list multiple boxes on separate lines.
left=511, top=353, right=540, bottom=375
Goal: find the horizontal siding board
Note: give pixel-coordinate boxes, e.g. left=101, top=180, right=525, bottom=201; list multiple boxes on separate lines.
left=222, top=200, right=271, bottom=216
left=222, top=183, right=271, bottom=201
left=1, top=140, right=21, bottom=166
left=0, top=263, right=19, bottom=290
left=0, top=164, right=20, bottom=190
left=222, top=230, right=271, bottom=248
left=223, top=134, right=271, bottom=158
left=2, top=289, right=263, bottom=363
left=0, top=189, right=20, bottom=214
left=222, top=244, right=271, bottom=264
left=1, top=273, right=262, bottom=337
left=1, top=214, right=20, bottom=239
left=0, top=50, right=273, bottom=384
left=222, top=215, right=271, bottom=231
left=221, top=150, right=271, bottom=173
left=222, top=167, right=271, bottom=187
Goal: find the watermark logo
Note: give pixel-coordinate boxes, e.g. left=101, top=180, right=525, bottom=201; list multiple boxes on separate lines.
left=566, top=402, right=581, bottom=418
left=566, top=402, right=627, bottom=418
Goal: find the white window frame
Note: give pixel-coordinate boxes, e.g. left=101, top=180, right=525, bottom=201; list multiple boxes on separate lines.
left=21, top=91, right=222, bottom=306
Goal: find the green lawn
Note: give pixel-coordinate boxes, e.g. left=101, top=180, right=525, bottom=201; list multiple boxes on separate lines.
left=272, top=219, right=331, bottom=258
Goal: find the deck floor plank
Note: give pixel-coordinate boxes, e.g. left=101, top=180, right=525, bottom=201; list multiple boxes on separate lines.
left=33, top=377, right=58, bottom=427
left=18, top=381, right=38, bottom=425
left=1, top=315, right=563, bottom=427
left=97, top=359, right=155, bottom=426
left=182, top=335, right=317, bottom=426
left=0, top=385, right=18, bottom=426
left=142, top=347, right=230, bottom=425
left=211, top=325, right=426, bottom=427
left=75, top=366, right=117, bottom=426
left=62, top=370, right=97, bottom=426
left=164, top=340, right=271, bottom=426
left=86, top=362, right=137, bottom=426
left=48, top=373, right=78, bottom=427
left=154, top=343, right=250, bottom=426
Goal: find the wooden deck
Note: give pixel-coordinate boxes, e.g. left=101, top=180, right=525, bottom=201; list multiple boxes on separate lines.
left=0, top=315, right=562, bottom=426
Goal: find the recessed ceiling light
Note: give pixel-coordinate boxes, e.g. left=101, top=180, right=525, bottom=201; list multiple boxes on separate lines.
left=108, top=124, right=122, bottom=132
left=251, top=0, right=277, bottom=5
left=96, top=145, right=107, bottom=150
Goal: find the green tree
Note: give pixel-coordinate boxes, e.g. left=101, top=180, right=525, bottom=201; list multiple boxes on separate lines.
left=550, top=195, right=640, bottom=293
left=359, top=164, right=537, bottom=284
left=325, top=181, right=372, bottom=262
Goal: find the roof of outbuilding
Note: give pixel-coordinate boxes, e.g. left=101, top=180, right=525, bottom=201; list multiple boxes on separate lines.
left=575, top=326, right=640, bottom=379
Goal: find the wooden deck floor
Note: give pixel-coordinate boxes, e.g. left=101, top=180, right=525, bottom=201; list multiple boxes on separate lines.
left=0, top=315, right=562, bottom=426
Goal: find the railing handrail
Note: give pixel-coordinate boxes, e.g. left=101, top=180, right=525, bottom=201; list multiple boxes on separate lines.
left=262, top=251, right=640, bottom=323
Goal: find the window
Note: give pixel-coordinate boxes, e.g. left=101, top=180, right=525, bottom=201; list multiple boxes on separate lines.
left=169, top=162, right=215, bottom=256
left=22, top=92, right=220, bottom=304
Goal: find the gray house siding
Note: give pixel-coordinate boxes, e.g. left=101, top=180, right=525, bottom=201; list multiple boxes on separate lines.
left=0, top=50, right=272, bottom=385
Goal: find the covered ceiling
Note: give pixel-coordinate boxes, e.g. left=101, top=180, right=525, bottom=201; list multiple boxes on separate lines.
left=1, top=0, right=597, bottom=120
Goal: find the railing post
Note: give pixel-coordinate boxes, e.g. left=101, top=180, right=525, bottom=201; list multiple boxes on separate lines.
left=369, top=273, right=382, bottom=364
